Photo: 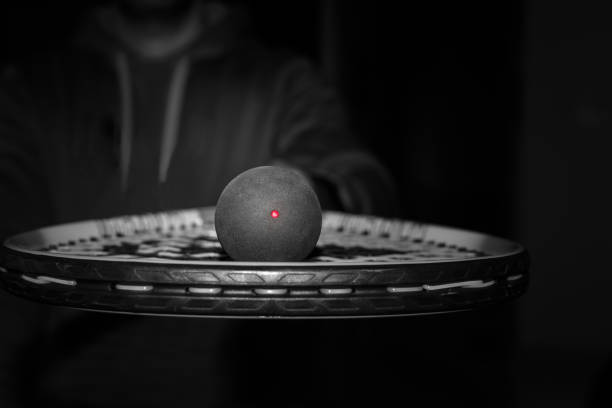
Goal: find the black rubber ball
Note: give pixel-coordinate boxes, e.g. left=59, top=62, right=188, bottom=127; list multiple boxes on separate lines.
left=214, top=166, right=322, bottom=261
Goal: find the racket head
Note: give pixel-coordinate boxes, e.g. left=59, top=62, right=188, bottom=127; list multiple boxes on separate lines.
left=0, top=207, right=529, bottom=318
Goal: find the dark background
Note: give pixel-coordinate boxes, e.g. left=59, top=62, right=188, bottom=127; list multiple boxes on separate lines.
left=0, top=0, right=610, bottom=407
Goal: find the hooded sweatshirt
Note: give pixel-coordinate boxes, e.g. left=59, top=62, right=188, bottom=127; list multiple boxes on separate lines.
left=0, top=3, right=397, bottom=407
left=0, top=3, right=396, bottom=242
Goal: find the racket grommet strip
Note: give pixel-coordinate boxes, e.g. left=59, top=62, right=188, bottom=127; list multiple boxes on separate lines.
left=254, top=288, right=288, bottom=296
left=423, top=280, right=495, bottom=291
left=289, top=289, right=319, bottom=297
left=386, top=285, right=423, bottom=293
left=115, top=284, right=154, bottom=292
left=21, top=275, right=76, bottom=286
left=223, top=288, right=254, bottom=296
left=187, top=287, right=222, bottom=295
left=21, top=275, right=50, bottom=285
left=320, top=287, right=353, bottom=295
left=38, top=276, right=77, bottom=286
left=462, top=280, right=495, bottom=288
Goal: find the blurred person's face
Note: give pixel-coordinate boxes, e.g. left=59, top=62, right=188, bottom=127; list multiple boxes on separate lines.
left=124, top=0, right=185, bottom=8
left=102, top=0, right=228, bottom=58
left=104, top=0, right=203, bottom=57
left=117, top=0, right=197, bottom=27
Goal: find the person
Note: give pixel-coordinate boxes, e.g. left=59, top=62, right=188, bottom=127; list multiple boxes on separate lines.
left=0, top=0, right=396, bottom=241
left=0, top=1, right=397, bottom=406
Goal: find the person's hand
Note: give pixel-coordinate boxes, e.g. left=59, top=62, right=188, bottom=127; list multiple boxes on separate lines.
left=268, top=161, right=343, bottom=211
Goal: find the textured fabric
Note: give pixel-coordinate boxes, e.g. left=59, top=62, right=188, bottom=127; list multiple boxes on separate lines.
left=0, top=46, right=396, bottom=238
left=0, top=7, right=398, bottom=408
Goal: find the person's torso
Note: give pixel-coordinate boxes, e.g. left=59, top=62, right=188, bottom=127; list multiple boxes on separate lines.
left=34, top=45, right=288, bottom=223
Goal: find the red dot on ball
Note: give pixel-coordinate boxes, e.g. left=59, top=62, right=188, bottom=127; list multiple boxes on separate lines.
left=270, top=210, right=279, bottom=218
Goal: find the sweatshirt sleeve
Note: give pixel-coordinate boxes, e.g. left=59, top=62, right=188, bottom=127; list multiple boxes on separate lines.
left=270, top=58, right=398, bottom=216
left=0, top=64, right=53, bottom=242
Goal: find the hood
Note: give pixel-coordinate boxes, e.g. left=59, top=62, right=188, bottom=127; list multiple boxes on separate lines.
left=77, top=2, right=248, bottom=62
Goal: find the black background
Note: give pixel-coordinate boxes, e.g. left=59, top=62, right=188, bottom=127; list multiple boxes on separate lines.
left=0, top=1, right=610, bottom=407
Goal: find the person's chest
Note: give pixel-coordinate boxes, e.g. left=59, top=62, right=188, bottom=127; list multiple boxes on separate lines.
left=41, top=55, right=280, bottom=224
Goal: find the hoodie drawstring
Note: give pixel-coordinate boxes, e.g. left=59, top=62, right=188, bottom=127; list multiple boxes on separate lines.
left=115, top=52, right=132, bottom=192
left=159, top=56, right=190, bottom=184
left=114, top=52, right=191, bottom=191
